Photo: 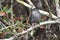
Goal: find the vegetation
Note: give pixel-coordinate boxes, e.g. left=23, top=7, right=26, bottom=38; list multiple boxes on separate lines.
left=0, top=0, right=60, bottom=40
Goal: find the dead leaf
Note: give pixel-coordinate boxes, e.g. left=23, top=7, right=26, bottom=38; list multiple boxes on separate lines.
left=0, top=12, right=6, bottom=16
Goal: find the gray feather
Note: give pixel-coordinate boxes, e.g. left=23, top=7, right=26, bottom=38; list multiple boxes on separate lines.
left=30, top=8, right=41, bottom=23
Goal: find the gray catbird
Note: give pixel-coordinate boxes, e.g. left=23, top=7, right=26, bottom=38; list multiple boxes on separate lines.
left=30, top=8, right=41, bottom=24
left=29, top=8, right=41, bottom=38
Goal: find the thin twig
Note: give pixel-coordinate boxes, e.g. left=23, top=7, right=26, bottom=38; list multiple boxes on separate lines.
left=44, top=0, right=52, bottom=19
left=11, top=0, right=16, bottom=33
left=39, top=10, right=58, bottom=19
left=55, top=0, right=60, bottom=32
left=16, top=0, right=32, bottom=8
left=55, top=0, right=60, bottom=17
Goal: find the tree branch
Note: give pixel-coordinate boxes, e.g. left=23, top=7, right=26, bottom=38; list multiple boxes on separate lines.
left=55, top=0, right=60, bottom=17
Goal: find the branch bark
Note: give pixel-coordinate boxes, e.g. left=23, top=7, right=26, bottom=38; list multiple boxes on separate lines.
left=55, top=0, right=60, bottom=17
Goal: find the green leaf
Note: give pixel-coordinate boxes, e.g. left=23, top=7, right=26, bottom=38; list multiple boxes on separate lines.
left=0, top=5, right=12, bottom=14
left=2, top=5, right=8, bottom=12
left=6, top=8, right=12, bottom=13
left=5, top=33, right=13, bottom=38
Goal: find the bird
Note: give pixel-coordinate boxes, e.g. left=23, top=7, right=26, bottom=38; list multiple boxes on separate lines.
left=29, top=8, right=41, bottom=38
left=30, top=8, right=41, bottom=25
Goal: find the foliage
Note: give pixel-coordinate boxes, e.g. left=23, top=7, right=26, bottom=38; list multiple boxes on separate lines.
left=0, top=0, right=60, bottom=40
